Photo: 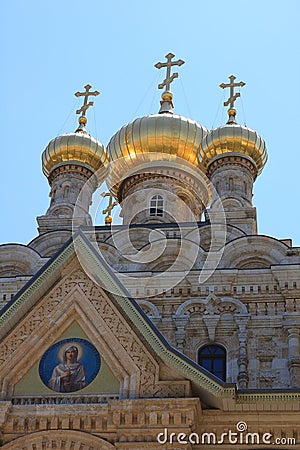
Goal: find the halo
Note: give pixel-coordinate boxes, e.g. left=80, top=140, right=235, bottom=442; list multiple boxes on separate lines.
left=57, top=342, right=84, bottom=363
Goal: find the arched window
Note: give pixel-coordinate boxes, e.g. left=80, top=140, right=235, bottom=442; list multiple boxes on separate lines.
left=198, top=344, right=226, bottom=381
left=63, top=185, right=70, bottom=199
left=149, top=195, right=164, bottom=217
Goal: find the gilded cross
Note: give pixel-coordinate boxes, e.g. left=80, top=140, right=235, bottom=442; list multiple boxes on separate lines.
left=219, top=75, right=245, bottom=109
left=101, top=192, right=118, bottom=225
left=155, top=52, right=185, bottom=91
left=75, top=84, right=100, bottom=117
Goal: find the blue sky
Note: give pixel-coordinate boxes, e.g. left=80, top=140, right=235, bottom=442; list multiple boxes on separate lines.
left=1, top=0, right=300, bottom=245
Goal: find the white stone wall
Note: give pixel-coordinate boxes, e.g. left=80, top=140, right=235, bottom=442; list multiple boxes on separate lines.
left=1, top=223, right=299, bottom=389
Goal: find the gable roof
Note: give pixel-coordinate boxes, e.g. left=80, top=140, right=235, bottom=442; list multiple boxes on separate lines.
left=0, top=231, right=235, bottom=406
left=1, top=230, right=299, bottom=407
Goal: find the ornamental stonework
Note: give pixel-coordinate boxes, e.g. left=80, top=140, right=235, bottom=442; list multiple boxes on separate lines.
left=0, top=269, right=187, bottom=400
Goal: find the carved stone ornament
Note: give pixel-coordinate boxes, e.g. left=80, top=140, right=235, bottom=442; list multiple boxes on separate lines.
left=0, top=429, right=116, bottom=449
left=0, top=269, right=187, bottom=399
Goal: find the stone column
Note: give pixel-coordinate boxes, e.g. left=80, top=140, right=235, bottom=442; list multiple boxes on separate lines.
left=235, top=315, right=250, bottom=389
left=37, top=165, right=98, bottom=234
left=208, top=158, right=258, bottom=235
left=283, top=314, right=300, bottom=388
left=0, top=401, right=11, bottom=443
left=173, top=316, right=189, bottom=353
left=287, top=327, right=300, bottom=388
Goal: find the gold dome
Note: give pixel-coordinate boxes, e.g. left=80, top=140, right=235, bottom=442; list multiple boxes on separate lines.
left=107, top=112, right=208, bottom=191
left=42, top=127, right=108, bottom=177
left=42, top=84, right=108, bottom=178
left=198, top=111, right=267, bottom=176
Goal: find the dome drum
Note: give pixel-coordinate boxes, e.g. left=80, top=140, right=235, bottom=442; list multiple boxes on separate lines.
left=118, top=167, right=211, bottom=205
left=206, top=153, right=258, bottom=179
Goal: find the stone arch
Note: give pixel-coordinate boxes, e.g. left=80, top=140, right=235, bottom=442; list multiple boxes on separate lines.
left=1, top=429, right=115, bottom=449
left=221, top=235, right=290, bottom=268
left=137, top=299, right=160, bottom=318
left=48, top=204, right=74, bottom=216
left=175, top=298, right=205, bottom=318
left=28, top=230, right=72, bottom=257
left=174, top=296, right=247, bottom=357
left=146, top=237, right=200, bottom=272
left=63, top=184, right=70, bottom=198
left=174, top=295, right=248, bottom=317
left=222, top=197, right=244, bottom=209
left=0, top=244, right=43, bottom=276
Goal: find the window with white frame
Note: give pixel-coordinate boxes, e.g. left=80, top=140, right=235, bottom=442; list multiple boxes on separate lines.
left=149, top=195, right=164, bottom=217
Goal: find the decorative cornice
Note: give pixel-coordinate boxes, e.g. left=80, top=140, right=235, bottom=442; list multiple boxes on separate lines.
left=48, top=164, right=99, bottom=190
left=207, top=154, right=257, bottom=179
left=237, top=391, right=300, bottom=403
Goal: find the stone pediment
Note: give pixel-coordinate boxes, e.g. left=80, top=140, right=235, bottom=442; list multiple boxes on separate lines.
left=0, top=232, right=235, bottom=408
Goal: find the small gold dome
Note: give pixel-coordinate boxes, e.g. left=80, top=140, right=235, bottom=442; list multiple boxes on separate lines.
left=107, top=113, right=208, bottom=191
left=42, top=130, right=108, bottom=177
left=198, top=118, right=267, bottom=176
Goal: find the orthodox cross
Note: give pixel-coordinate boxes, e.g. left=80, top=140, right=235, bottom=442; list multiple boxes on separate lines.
left=155, top=52, right=185, bottom=91
left=101, top=191, right=118, bottom=225
left=75, top=84, right=100, bottom=117
left=219, top=75, right=245, bottom=109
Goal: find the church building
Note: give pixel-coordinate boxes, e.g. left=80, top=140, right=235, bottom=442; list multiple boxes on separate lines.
left=0, top=53, right=299, bottom=449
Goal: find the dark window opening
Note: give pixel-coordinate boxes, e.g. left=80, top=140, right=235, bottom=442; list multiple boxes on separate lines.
left=198, top=344, right=226, bottom=381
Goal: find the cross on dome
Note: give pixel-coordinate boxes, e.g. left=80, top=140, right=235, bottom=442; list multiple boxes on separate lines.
left=220, top=75, right=245, bottom=109
left=154, top=53, right=184, bottom=114
left=155, top=52, right=185, bottom=93
left=219, top=75, right=245, bottom=123
left=101, top=192, right=118, bottom=225
left=74, top=84, right=100, bottom=130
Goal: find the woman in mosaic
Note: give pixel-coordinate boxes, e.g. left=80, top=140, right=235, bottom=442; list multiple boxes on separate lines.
left=48, top=345, right=86, bottom=392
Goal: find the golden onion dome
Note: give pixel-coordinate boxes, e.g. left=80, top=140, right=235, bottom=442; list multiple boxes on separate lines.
left=198, top=108, right=268, bottom=177
left=107, top=91, right=208, bottom=194
left=108, top=112, right=208, bottom=166
left=42, top=117, right=108, bottom=177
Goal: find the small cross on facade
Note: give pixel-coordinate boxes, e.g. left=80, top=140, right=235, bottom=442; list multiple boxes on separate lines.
left=101, top=192, right=118, bottom=225
left=75, top=84, right=100, bottom=117
left=155, top=52, right=185, bottom=92
left=219, top=75, right=245, bottom=110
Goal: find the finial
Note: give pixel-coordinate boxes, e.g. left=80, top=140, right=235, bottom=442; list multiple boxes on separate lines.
left=219, top=75, right=245, bottom=124
left=74, top=84, right=100, bottom=132
left=101, top=191, right=118, bottom=225
left=155, top=52, right=185, bottom=114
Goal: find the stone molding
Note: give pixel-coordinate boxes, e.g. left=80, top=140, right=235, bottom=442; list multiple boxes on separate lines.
left=1, top=429, right=116, bottom=449
left=1, top=398, right=200, bottom=448
left=207, top=155, right=257, bottom=179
